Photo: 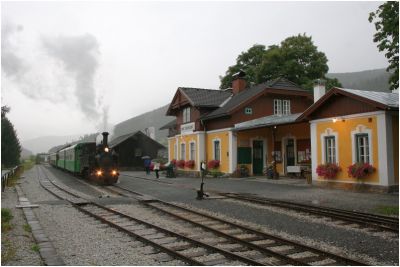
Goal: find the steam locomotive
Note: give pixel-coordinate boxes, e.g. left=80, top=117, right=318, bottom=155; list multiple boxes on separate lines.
left=49, top=132, right=119, bottom=185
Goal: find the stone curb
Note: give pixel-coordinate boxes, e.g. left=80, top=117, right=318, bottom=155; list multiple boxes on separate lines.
left=15, top=185, right=65, bottom=266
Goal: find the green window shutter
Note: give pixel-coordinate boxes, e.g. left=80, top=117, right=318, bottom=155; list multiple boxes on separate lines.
left=238, top=147, right=252, bottom=164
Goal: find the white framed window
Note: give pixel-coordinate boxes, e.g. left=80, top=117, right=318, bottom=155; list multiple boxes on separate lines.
left=274, top=99, right=282, bottom=115
left=180, top=143, right=186, bottom=160
left=213, top=139, right=221, bottom=161
left=244, top=107, right=252, bottom=115
left=321, top=128, right=339, bottom=164
left=189, top=142, right=196, bottom=160
left=174, top=143, right=177, bottom=159
left=356, top=134, right=370, bottom=163
left=351, top=125, right=373, bottom=165
left=324, top=136, right=336, bottom=163
left=282, top=100, right=291, bottom=115
left=183, top=107, right=191, bottom=123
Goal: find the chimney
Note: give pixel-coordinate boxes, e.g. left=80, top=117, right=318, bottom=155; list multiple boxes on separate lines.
left=232, top=70, right=247, bottom=95
left=102, top=132, right=109, bottom=147
left=313, top=79, right=326, bottom=102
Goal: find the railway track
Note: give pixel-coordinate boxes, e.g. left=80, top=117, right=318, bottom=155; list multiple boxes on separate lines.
left=219, top=193, right=399, bottom=233
left=35, top=166, right=280, bottom=265
left=110, top=185, right=368, bottom=266
left=121, top=173, right=398, bottom=234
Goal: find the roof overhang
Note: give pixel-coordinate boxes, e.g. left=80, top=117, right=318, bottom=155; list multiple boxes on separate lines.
left=234, top=113, right=302, bottom=132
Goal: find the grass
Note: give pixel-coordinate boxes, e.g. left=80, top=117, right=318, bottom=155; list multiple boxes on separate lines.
left=1, top=238, right=16, bottom=264
left=31, top=244, right=40, bottom=252
left=23, top=224, right=32, bottom=233
left=374, top=205, right=399, bottom=216
left=1, top=208, right=13, bottom=232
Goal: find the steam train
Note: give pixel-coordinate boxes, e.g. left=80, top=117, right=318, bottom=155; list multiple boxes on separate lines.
left=49, top=132, right=119, bottom=185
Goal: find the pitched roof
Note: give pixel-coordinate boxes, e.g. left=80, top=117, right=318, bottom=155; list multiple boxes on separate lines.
left=297, top=87, right=399, bottom=121
left=234, top=113, right=302, bottom=131
left=202, top=78, right=309, bottom=120
left=109, top=131, right=165, bottom=149
left=338, top=88, right=398, bottom=108
left=179, top=87, right=232, bottom=107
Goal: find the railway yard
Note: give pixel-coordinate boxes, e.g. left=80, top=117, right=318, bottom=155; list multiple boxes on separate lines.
left=2, top=164, right=399, bottom=266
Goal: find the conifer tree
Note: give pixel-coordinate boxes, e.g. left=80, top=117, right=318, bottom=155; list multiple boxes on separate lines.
left=1, top=106, right=21, bottom=167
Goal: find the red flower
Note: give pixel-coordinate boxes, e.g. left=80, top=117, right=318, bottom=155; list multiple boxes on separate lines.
left=347, top=163, right=375, bottom=179
left=176, top=160, right=185, bottom=169
left=316, top=163, right=341, bottom=179
left=171, top=159, right=177, bottom=165
left=185, top=160, right=195, bottom=169
left=207, top=160, right=220, bottom=169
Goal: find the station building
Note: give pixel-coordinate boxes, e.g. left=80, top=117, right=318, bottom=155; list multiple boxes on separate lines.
left=164, top=72, right=399, bottom=192
left=299, top=87, right=399, bottom=192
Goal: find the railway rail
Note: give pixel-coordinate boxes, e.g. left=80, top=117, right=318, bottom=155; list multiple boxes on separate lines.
left=219, top=193, right=399, bottom=233
left=36, top=166, right=369, bottom=265
left=35, top=166, right=275, bottom=265
left=110, top=184, right=368, bottom=266
left=120, top=173, right=398, bottom=234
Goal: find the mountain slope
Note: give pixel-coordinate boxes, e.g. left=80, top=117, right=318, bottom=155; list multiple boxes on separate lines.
left=22, top=135, right=81, bottom=154
left=112, top=104, right=175, bottom=146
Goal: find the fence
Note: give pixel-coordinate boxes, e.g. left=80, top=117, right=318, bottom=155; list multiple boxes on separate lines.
left=2, top=166, right=20, bottom=192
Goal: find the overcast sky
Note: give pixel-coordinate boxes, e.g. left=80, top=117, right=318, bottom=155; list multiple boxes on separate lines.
left=1, top=1, right=389, bottom=142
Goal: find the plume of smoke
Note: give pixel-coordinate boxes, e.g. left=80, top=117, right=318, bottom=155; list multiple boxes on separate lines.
left=41, top=34, right=100, bottom=121
left=1, top=22, right=26, bottom=78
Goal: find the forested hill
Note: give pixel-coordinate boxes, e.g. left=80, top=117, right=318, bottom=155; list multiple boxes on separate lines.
left=327, top=68, right=391, bottom=92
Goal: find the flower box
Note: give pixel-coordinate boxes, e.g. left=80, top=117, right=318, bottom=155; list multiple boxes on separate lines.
left=347, top=163, right=375, bottom=179
left=316, top=163, right=341, bottom=179
left=207, top=160, right=220, bottom=169
left=185, top=160, right=195, bottom=169
left=176, top=160, right=185, bottom=169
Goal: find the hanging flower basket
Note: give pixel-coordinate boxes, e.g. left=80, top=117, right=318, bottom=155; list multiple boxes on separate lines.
left=176, top=160, right=185, bottom=169
left=207, top=160, right=220, bottom=169
left=185, top=160, right=195, bottom=169
left=316, top=163, right=341, bottom=179
left=347, top=163, right=375, bottom=179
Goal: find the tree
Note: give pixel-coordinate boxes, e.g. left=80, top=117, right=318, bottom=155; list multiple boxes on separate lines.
left=369, top=2, right=399, bottom=90
left=219, top=44, right=266, bottom=89
left=220, top=34, right=341, bottom=90
left=1, top=106, right=21, bottom=167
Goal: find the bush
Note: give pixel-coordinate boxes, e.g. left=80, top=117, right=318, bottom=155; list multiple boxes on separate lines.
left=316, top=163, right=341, bottom=179
left=347, top=162, right=375, bottom=179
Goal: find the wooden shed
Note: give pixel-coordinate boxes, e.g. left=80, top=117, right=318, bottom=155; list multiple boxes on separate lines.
left=109, top=131, right=166, bottom=170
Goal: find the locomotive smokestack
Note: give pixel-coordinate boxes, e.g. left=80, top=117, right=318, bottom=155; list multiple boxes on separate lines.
left=102, top=132, right=109, bottom=147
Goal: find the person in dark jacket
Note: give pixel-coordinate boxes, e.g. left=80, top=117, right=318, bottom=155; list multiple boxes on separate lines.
left=144, top=158, right=151, bottom=175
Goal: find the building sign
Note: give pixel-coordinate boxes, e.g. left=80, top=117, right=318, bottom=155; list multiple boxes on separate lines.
left=181, top=122, right=195, bottom=134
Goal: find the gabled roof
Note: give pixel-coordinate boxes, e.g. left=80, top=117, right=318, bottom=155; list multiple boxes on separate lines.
left=202, top=77, right=310, bottom=120
left=297, top=87, right=399, bottom=121
left=109, top=131, right=165, bottom=149
left=234, top=113, right=302, bottom=131
left=338, top=88, right=398, bottom=108
left=180, top=87, right=232, bottom=107
left=166, top=87, right=232, bottom=116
